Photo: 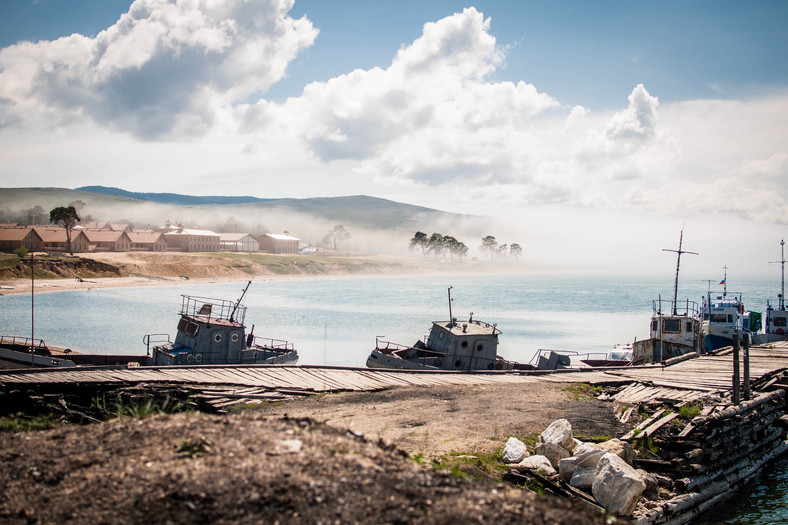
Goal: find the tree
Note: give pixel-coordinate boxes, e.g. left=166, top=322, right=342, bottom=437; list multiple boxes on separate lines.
left=510, top=243, right=523, bottom=260
left=480, top=235, right=498, bottom=261
left=49, top=205, right=81, bottom=255
left=409, top=231, right=429, bottom=256
left=443, top=236, right=459, bottom=261
left=497, top=244, right=508, bottom=260
left=27, top=205, right=47, bottom=225
left=322, top=225, right=351, bottom=250
left=454, top=241, right=469, bottom=262
left=427, top=233, right=445, bottom=259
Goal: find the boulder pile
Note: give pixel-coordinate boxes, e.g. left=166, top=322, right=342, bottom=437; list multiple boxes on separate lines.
left=502, top=418, right=666, bottom=517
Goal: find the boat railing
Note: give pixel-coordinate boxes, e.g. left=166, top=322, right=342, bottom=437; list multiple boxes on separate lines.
left=0, top=335, right=49, bottom=352
left=142, top=333, right=171, bottom=355
left=652, top=298, right=700, bottom=317
left=179, top=295, right=247, bottom=325
left=530, top=348, right=633, bottom=368
left=249, top=336, right=294, bottom=351
left=374, top=337, right=445, bottom=357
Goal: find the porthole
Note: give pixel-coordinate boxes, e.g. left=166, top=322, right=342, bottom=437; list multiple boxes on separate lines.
left=214, top=333, right=223, bottom=343
left=476, top=342, right=486, bottom=352
left=454, top=359, right=462, bottom=368
left=231, top=332, right=240, bottom=343
left=461, top=341, right=468, bottom=348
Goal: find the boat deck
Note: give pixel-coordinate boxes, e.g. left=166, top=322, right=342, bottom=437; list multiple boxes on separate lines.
left=1, top=342, right=787, bottom=407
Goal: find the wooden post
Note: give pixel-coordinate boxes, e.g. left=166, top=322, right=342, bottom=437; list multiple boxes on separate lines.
left=743, top=332, right=751, bottom=399
left=732, top=331, right=741, bottom=404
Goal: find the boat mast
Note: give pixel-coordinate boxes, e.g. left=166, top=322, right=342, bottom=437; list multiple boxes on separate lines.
left=773, top=239, right=786, bottom=311
left=663, top=230, right=698, bottom=315
left=229, top=280, right=252, bottom=323
left=447, top=286, right=454, bottom=325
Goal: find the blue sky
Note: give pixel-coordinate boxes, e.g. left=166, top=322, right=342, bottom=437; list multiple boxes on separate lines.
left=0, top=0, right=787, bottom=276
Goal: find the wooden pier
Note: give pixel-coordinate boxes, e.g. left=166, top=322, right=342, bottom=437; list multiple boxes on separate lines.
left=2, top=341, right=787, bottom=407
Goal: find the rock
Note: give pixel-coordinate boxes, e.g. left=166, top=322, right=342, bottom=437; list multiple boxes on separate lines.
left=572, top=441, right=600, bottom=456
left=595, top=438, right=637, bottom=465
left=569, top=466, right=597, bottom=490
left=502, top=437, right=529, bottom=464
left=535, top=442, right=570, bottom=469
left=539, top=418, right=575, bottom=451
left=592, top=453, right=646, bottom=516
left=558, top=450, right=605, bottom=482
left=513, top=455, right=557, bottom=477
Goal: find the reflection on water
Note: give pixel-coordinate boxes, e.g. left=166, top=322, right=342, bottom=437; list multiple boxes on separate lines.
left=694, top=453, right=788, bottom=524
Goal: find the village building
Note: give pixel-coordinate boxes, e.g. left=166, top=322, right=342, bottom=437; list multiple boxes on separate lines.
left=219, top=233, right=260, bottom=252
left=75, top=221, right=108, bottom=230
left=82, top=230, right=133, bottom=252
left=0, top=227, right=43, bottom=252
left=164, top=228, right=220, bottom=252
left=258, top=233, right=300, bottom=254
left=127, top=230, right=168, bottom=251
left=32, top=226, right=90, bottom=253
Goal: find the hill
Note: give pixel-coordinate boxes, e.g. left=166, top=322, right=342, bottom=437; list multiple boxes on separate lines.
left=0, top=187, right=493, bottom=253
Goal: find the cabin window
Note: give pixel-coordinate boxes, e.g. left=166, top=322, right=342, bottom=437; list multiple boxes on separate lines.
left=214, top=333, right=223, bottom=343
left=662, top=319, right=681, bottom=333
left=686, top=321, right=693, bottom=332
left=475, top=342, right=486, bottom=352
left=461, top=341, right=468, bottom=348
left=177, top=318, right=188, bottom=332
left=185, top=322, right=199, bottom=337
left=651, top=319, right=658, bottom=331
left=711, top=314, right=728, bottom=323
left=775, top=317, right=788, bottom=327
left=231, top=333, right=240, bottom=343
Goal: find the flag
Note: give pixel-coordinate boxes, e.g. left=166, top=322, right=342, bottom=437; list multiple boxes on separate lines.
left=719, top=279, right=726, bottom=285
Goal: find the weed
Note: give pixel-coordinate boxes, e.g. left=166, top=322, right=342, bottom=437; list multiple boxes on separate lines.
left=678, top=403, right=702, bottom=420
left=113, top=395, right=186, bottom=419
left=432, top=450, right=508, bottom=482
left=410, top=453, right=425, bottom=465
left=176, top=435, right=213, bottom=458
left=566, top=383, right=601, bottom=401
left=0, top=412, right=59, bottom=432
left=632, top=433, right=659, bottom=455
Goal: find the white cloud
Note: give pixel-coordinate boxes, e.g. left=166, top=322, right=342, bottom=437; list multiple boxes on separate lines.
left=0, top=0, right=317, bottom=139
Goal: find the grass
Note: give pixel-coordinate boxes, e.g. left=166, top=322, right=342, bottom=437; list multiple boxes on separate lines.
left=431, top=450, right=509, bottom=482
left=93, top=394, right=189, bottom=419
left=176, top=435, right=213, bottom=458
left=565, top=383, right=602, bottom=401
left=0, top=412, right=60, bottom=432
left=678, top=402, right=703, bottom=420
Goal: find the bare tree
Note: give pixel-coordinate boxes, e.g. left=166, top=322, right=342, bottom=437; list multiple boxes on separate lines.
left=322, top=225, right=351, bottom=250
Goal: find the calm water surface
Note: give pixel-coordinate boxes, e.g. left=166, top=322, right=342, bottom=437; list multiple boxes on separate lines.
left=1, top=272, right=786, bottom=522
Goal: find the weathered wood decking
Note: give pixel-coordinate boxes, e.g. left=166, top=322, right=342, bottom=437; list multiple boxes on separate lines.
left=2, top=342, right=787, bottom=402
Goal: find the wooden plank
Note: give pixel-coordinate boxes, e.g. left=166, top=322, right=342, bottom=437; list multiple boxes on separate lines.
left=643, top=412, right=680, bottom=437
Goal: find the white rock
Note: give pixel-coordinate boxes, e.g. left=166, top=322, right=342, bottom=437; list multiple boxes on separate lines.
left=558, top=450, right=605, bottom=482
left=535, top=442, right=570, bottom=469
left=514, top=455, right=557, bottom=477
left=596, top=438, right=637, bottom=465
left=502, top=437, right=529, bottom=464
left=592, top=453, right=646, bottom=516
left=539, top=419, right=575, bottom=451
left=572, top=441, right=601, bottom=455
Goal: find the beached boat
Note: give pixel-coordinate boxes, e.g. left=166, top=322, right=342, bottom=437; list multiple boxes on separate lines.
left=0, top=336, right=76, bottom=369
left=144, top=281, right=298, bottom=366
left=631, top=231, right=704, bottom=364
left=366, top=287, right=567, bottom=371
left=580, top=343, right=634, bottom=367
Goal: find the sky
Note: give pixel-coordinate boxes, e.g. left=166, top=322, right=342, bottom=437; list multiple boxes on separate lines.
left=0, top=0, right=787, bottom=279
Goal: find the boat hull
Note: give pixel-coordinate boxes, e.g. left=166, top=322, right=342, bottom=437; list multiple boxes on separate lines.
left=0, top=347, right=76, bottom=369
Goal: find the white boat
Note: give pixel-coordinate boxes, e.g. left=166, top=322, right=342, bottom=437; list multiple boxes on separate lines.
left=144, top=281, right=298, bottom=366
left=701, top=268, right=754, bottom=351
left=0, top=336, right=76, bottom=369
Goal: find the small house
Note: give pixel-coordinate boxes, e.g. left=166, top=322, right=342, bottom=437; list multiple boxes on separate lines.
left=258, top=233, right=300, bottom=254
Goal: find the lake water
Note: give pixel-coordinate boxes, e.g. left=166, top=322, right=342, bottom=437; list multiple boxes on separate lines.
left=1, top=272, right=786, bottom=522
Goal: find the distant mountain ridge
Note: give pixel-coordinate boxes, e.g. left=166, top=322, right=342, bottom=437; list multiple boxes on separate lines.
left=76, top=186, right=271, bottom=205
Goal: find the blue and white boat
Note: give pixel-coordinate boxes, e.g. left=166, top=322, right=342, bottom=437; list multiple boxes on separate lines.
left=701, top=268, right=757, bottom=351
left=761, top=239, right=788, bottom=342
